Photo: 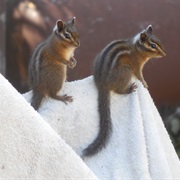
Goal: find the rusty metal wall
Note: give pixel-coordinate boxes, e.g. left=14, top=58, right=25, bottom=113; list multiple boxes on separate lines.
left=60, top=0, right=180, bottom=107
left=5, top=0, right=180, bottom=107
left=0, top=0, right=6, bottom=75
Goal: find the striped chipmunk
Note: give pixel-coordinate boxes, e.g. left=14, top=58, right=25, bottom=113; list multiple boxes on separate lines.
left=83, top=25, right=166, bottom=156
left=29, top=17, right=80, bottom=110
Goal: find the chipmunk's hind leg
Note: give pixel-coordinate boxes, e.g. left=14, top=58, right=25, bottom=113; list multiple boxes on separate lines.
left=48, top=89, right=73, bottom=104
left=116, top=82, right=137, bottom=94
left=107, top=65, right=136, bottom=94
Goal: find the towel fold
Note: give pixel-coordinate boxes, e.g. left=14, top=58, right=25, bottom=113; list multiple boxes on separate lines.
left=0, top=74, right=98, bottom=179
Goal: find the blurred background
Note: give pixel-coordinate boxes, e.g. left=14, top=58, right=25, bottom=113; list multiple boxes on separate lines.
left=0, top=0, right=179, bottom=157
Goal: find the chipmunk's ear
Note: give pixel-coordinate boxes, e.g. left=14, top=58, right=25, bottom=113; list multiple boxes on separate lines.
left=56, top=20, right=64, bottom=32
left=71, top=17, right=76, bottom=25
left=139, top=32, right=148, bottom=44
left=146, top=25, right=153, bottom=34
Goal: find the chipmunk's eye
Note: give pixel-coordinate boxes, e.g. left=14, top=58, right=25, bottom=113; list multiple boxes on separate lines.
left=150, top=43, right=156, bottom=49
left=65, top=33, right=71, bottom=39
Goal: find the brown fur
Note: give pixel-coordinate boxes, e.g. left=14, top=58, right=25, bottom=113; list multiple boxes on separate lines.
left=29, top=18, right=80, bottom=110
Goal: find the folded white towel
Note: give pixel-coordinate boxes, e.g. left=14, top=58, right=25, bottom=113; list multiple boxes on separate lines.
left=0, top=74, right=98, bottom=179
left=24, top=76, right=180, bottom=179
left=0, top=73, right=180, bottom=179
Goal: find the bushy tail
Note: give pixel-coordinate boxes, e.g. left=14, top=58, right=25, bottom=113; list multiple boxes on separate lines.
left=83, top=89, right=112, bottom=156
left=31, top=89, right=45, bottom=111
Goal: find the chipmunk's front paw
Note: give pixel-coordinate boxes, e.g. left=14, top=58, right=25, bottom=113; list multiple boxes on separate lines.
left=142, top=80, right=148, bottom=89
left=68, top=58, right=77, bottom=69
left=129, top=82, right=138, bottom=93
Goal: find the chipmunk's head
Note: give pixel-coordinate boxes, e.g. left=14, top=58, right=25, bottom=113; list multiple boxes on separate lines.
left=54, top=17, right=80, bottom=48
left=135, top=25, right=166, bottom=59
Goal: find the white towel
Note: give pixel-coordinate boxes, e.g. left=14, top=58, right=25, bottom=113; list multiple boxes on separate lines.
left=0, top=73, right=180, bottom=179
left=0, top=74, right=97, bottom=179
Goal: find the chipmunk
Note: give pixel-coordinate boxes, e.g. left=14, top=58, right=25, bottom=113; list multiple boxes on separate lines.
left=29, top=17, right=80, bottom=110
left=83, top=25, right=166, bottom=156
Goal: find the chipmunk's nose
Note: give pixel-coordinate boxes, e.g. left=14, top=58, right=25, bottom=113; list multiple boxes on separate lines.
left=76, top=40, right=80, bottom=47
left=159, top=48, right=166, bottom=57
left=162, top=50, right=166, bottom=57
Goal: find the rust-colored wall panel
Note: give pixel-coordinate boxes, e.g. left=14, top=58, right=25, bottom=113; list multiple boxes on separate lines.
left=0, top=0, right=6, bottom=75
left=68, top=0, right=180, bottom=107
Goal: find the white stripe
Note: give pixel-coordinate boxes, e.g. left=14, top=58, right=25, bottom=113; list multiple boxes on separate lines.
left=110, top=50, right=130, bottom=71
left=53, top=24, right=57, bottom=32
left=132, top=33, right=140, bottom=44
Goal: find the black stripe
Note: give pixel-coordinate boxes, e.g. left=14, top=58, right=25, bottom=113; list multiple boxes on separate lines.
left=71, top=33, right=79, bottom=46
left=101, top=40, right=122, bottom=64
left=138, top=41, right=153, bottom=53
left=107, top=41, right=130, bottom=69
left=33, top=40, right=47, bottom=59
left=96, top=40, right=121, bottom=79
left=29, top=40, right=47, bottom=85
